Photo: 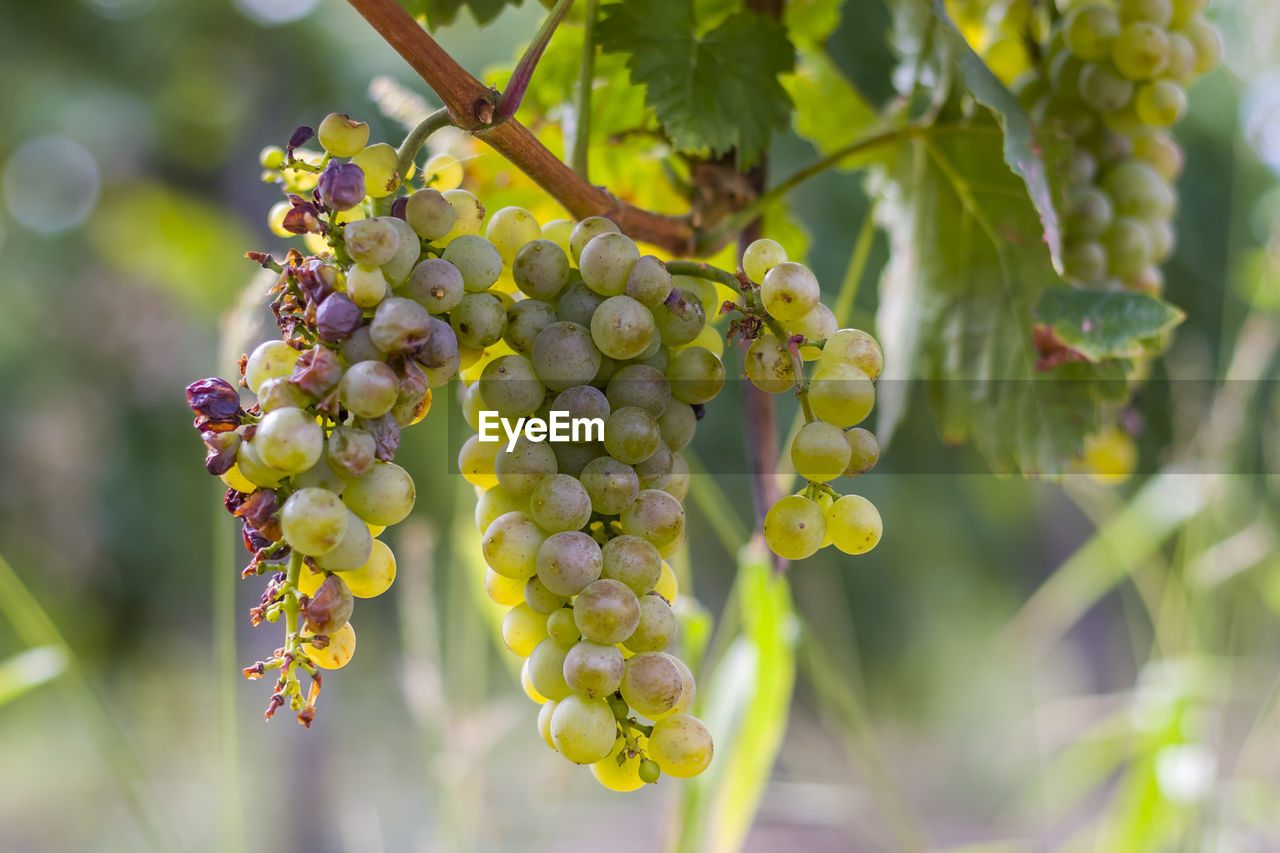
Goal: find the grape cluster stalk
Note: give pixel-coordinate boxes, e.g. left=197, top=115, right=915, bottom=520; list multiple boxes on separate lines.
left=184, top=108, right=884, bottom=787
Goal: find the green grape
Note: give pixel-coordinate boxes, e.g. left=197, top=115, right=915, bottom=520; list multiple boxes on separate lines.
left=338, top=328, right=381, bottom=369
left=809, top=363, right=875, bottom=428
left=530, top=320, right=602, bottom=393
left=1106, top=216, right=1154, bottom=278
left=1170, top=0, right=1208, bottom=28
left=789, top=303, right=837, bottom=352
left=536, top=531, right=604, bottom=596
left=380, top=218, right=421, bottom=285
left=254, top=406, right=324, bottom=473
left=441, top=189, right=485, bottom=241
left=1163, top=31, right=1197, bottom=82
left=657, top=401, right=696, bottom=451
left=476, top=487, right=527, bottom=538
left=342, top=460, right=416, bottom=526
left=620, top=652, right=683, bottom=718
left=1121, top=0, right=1172, bottom=25
left=441, top=234, right=502, bottom=292
left=1062, top=240, right=1109, bottom=284
left=745, top=334, right=797, bottom=393
left=479, top=354, right=543, bottom=418
left=574, top=578, right=641, bottom=645
left=591, top=295, right=657, bottom=360
left=1182, top=15, right=1221, bottom=74
left=295, top=440, right=349, bottom=494
left=819, top=328, right=884, bottom=381
left=421, top=153, right=463, bottom=190
left=281, top=487, right=350, bottom=556
left=245, top=339, right=301, bottom=394
left=405, top=188, right=456, bottom=240
left=1134, top=80, right=1187, bottom=126
left=826, top=495, right=882, bottom=555
left=527, top=638, right=572, bottom=701
left=604, top=407, right=661, bottom=465
left=257, top=377, right=309, bottom=413
left=665, top=347, right=724, bottom=405
left=259, top=145, right=285, bottom=169
left=634, top=442, right=673, bottom=491
left=1146, top=218, right=1175, bottom=263
left=675, top=275, right=718, bottom=318
left=564, top=640, right=625, bottom=699
left=791, top=421, right=853, bottom=483
left=1111, top=22, right=1170, bottom=79
left=346, top=264, right=389, bottom=309
left=537, top=698, right=559, bottom=750
left=580, top=232, right=640, bottom=297
left=338, top=361, right=397, bottom=419
left=554, top=441, right=605, bottom=478
left=619, top=489, right=685, bottom=550
left=638, top=758, right=661, bottom=785
left=370, top=296, right=431, bottom=354
left=315, top=509, right=373, bottom=572
left=306, top=622, right=356, bottom=670
left=525, top=575, right=569, bottom=614
left=334, top=538, right=397, bottom=598
left=625, top=593, right=677, bottom=653
left=1048, top=50, right=1086, bottom=100
left=555, top=279, right=605, bottom=328
left=626, top=255, right=673, bottom=307
left=600, top=535, right=662, bottom=595
left=658, top=656, right=696, bottom=718
left=530, top=473, right=593, bottom=532
left=317, top=113, right=371, bottom=158
left=653, top=560, right=678, bottom=604
left=648, top=715, right=713, bottom=778
left=1131, top=264, right=1164, bottom=294
left=1066, top=187, right=1115, bottom=239
left=351, top=143, right=400, bottom=198
left=592, top=355, right=620, bottom=387
left=1079, top=62, right=1135, bottom=112
left=502, top=601, right=549, bottom=657
left=569, top=216, right=621, bottom=263
left=494, top=436, right=558, bottom=497
left=485, top=206, right=542, bottom=265
left=327, top=425, right=376, bottom=480
left=552, top=384, right=611, bottom=423
left=450, top=292, right=507, bottom=348
left=651, top=288, right=707, bottom=346
left=743, top=237, right=788, bottom=283
left=459, top=433, right=502, bottom=488
left=579, top=456, right=639, bottom=516
left=591, top=736, right=647, bottom=792
left=417, top=317, right=459, bottom=388
left=1069, top=148, right=1099, bottom=185
left=1133, top=132, right=1184, bottom=181
left=501, top=300, right=553, bottom=356
left=542, top=218, right=574, bottom=256
left=663, top=452, right=690, bottom=501
left=760, top=262, right=820, bottom=323
left=522, top=659, right=547, bottom=703
left=549, top=694, right=617, bottom=764
left=1067, top=5, right=1121, bottom=61
left=513, top=239, right=571, bottom=300
left=606, top=364, right=671, bottom=419
left=763, top=494, right=826, bottom=560
left=547, top=607, right=581, bottom=648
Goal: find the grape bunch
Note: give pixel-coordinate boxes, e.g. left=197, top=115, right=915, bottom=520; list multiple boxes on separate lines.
left=734, top=239, right=885, bottom=563
left=455, top=214, right=724, bottom=789
left=1016, top=0, right=1222, bottom=293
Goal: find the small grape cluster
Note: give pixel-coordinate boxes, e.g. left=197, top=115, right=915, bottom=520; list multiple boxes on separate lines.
left=734, top=239, right=885, bottom=563
left=1017, top=0, right=1222, bottom=293
left=456, top=215, right=724, bottom=789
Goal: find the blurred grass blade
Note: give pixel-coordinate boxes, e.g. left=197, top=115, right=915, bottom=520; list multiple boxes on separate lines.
left=0, top=645, right=67, bottom=706
left=831, top=209, right=877, bottom=328
left=674, top=540, right=797, bottom=853
left=684, top=451, right=750, bottom=554
left=1006, top=472, right=1214, bottom=659
left=0, top=552, right=183, bottom=852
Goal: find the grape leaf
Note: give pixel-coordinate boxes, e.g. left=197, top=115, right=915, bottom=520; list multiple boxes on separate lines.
left=399, top=0, right=523, bottom=28
left=1035, top=288, right=1185, bottom=363
left=873, top=120, right=1127, bottom=476
left=928, top=0, right=1066, bottom=268
left=783, top=49, right=880, bottom=170
left=596, top=0, right=794, bottom=167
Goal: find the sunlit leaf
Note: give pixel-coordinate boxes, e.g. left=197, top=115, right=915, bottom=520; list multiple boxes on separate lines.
left=0, top=645, right=67, bottom=707
left=1035, top=288, right=1185, bottom=363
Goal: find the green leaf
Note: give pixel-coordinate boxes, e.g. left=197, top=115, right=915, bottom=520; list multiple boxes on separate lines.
left=927, top=0, right=1067, bottom=268
left=675, top=540, right=796, bottom=853
left=400, top=0, right=523, bottom=28
left=782, top=49, right=880, bottom=169
left=1035, top=288, right=1185, bottom=363
left=783, top=0, right=845, bottom=49
left=873, top=122, right=1131, bottom=476
left=0, top=645, right=67, bottom=706
left=597, top=0, right=794, bottom=166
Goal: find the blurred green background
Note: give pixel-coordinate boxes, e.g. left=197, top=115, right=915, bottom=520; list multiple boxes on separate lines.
left=2, top=0, right=1280, bottom=851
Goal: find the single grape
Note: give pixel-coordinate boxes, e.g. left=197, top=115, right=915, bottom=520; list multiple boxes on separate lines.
left=327, top=425, right=376, bottom=479
left=1133, top=133, right=1184, bottom=181
left=259, top=145, right=285, bottom=169
left=743, top=237, right=788, bottom=283
left=369, top=297, right=431, bottom=355
left=626, top=255, right=673, bottom=307
left=1134, top=80, right=1187, bottom=126
left=244, top=339, right=301, bottom=394
left=317, top=113, right=371, bottom=157
left=619, top=489, right=685, bottom=550
left=760, top=262, right=820, bottom=323
left=522, top=659, right=548, bottom=703
left=536, top=531, right=604, bottom=596
left=513, top=239, right=571, bottom=300
left=1105, top=217, right=1153, bottom=279
left=1066, top=5, right=1122, bottom=61
left=537, top=699, right=559, bottom=750
left=600, top=534, right=662, bottom=596
left=657, top=401, right=696, bottom=451
left=653, top=560, right=679, bottom=604
left=315, top=509, right=373, bottom=572
left=1182, top=15, right=1221, bottom=75
left=531, top=321, right=603, bottom=393
left=339, top=326, right=384, bottom=366
left=745, top=334, right=797, bottom=393
left=826, top=495, right=882, bottom=555
left=579, top=456, right=639, bottom=516
left=406, top=258, right=465, bottom=315
left=1163, top=31, right=1197, bottom=81
left=346, top=264, right=389, bottom=309
left=342, top=460, right=416, bottom=526
left=763, top=494, right=825, bottom=560
left=651, top=288, right=707, bottom=346
left=306, top=622, right=357, bottom=670
left=1079, top=62, right=1135, bottom=112
left=591, top=736, right=647, bottom=792
left=664, top=452, right=690, bottom=501
left=450, top=292, right=507, bottom=348
left=495, top=436, right=558, bottom=497
left=791, top=421, right=853, bottom=483
left=606, top=364, right=671, bottom=419
left=442, top=234, right=503, bottom=292
left=591, top=295, right=657, bottom=360
left=556, top=279, right=606, bottom=328
left=485, top=206, right=542, bottom=265
left=789, top=304, right=838, bottom=355
left=338, top=361, right=398, bottom=419
left=334, top=537, right=397, bottom=597
left=352, top=143, right=400, bottom=198
left=665, top=347, right=724, bottom=405
left=648, top=714, right=713, bottom=778
left=580, top=232, right=640, bottom=297
left=553, top=384, right=611, bottom=424
left=405, top=188, right=456, bottom=240
left=563, top=640, right=625, bottom=699
left=380, top=218, right=421, bottom=285
left=574, top=578, right=641, bottom=645
left=281, top=487, right=350, bottom=556
left=421, top=153, right=463, bottom=191
left=809, top=363, right=875, bottom=428
left=1066, top=187, right=1115, bottom=239
left=1063, top=240, right=1109, bottom=284
left=547, top=607, right=582, bottom=648
left=1120, top=0, right=1172, bottom=26
left=819, top=329, right=884, bottom=380
left=479, top=354, right=544, bottom=418
left=1146, top=218, right=1175, bottom=263
left=458, top=433, right=502, bottom=489
left=569, top=216, right=621, bottom=263
left=620, top=652, right=684, bottom=718
left=625, top=593, right=677, bottom=653
left=554, top=441, right=605, bottom=478
left=530, top=473, right=593, bottom=533
left=604, top=407, right=661, bottom=465
left=527, top=638, right=572, bottom=701
left=525, top=575, right=569, bottom=614
left=634, top=442, right=673, bottom=491
left=550, top=694, right=617, bottom=764
left=441, top=189, right=486, bottom=241
left=254, top=406, right=323, bottom=473
left=1111, top=22, right=1170, bottom=79
left=503, top=601, right=549, bottom=657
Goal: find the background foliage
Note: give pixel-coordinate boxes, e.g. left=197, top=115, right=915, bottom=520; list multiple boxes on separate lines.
left=2, top=0, right=1280, bottom=850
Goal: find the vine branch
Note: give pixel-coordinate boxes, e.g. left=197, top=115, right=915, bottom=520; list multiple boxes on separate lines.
left=345, top=0, right=696, bottom=254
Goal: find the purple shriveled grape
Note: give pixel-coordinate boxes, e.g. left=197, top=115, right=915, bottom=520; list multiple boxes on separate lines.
left=318, top=162, right=366, bottom=212
left=201, top=429, right=241, bottom=476
left=295, top=258, right=336, bottom=305
left=187, top=377, right=242, bottom=422
left=359, top=412, right=401, bottom=461
left=315, top=293, right=362, bottom=342
left=304, top=576, right=354, bottom=635
left=291, top=347, right=343, bottom=397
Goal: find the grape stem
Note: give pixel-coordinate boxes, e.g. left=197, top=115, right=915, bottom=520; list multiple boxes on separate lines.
left=571, top=0, right=598, bottom=178
left=494, top=0, right=576, bottom=125
left=662, top=261, right=741, bottom=290
left=394, top=107, right=455, bottom=188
